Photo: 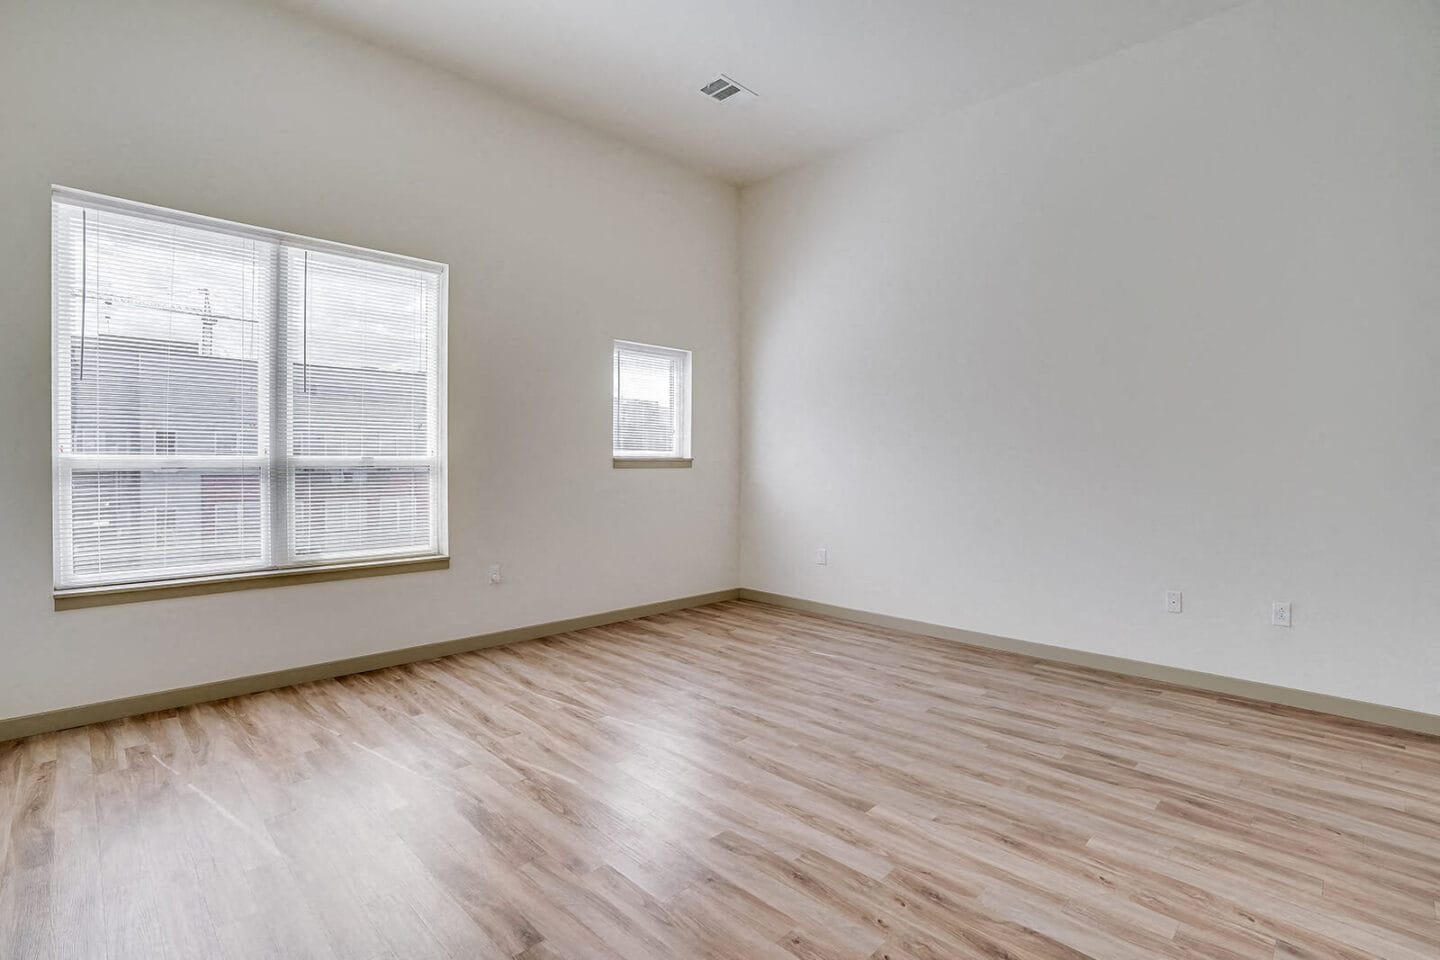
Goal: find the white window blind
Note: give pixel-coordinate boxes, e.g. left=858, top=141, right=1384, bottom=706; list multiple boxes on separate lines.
left=52, top=189, right=446, bottom=591
left=612, top=340, right=690, bottom=459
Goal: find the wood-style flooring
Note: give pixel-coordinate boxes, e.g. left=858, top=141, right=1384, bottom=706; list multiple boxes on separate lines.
left=2, top=599, right=1438, bottom=959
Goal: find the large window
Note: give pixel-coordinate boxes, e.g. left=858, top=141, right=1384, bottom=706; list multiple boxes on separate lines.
left=51, top=189, right=446, bottom=592
left=612, top=340, right=691, bottom=463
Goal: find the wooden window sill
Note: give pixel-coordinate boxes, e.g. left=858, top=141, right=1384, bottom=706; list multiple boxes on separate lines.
left=612, top=458, right=693, bottom=469
left=53, top=555, right=449, bottom=611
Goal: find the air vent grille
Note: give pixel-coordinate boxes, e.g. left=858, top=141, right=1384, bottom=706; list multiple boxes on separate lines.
left=700, top=74, right=756, bottom=103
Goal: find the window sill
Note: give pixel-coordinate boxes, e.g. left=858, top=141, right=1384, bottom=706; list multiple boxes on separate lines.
left=53, top=555, right=449, bottom=611
left=612, top=457, right=693, bottom=469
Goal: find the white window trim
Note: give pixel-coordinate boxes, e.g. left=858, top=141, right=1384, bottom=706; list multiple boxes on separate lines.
left=51, top=186, right=450, bottom=597
left=612, top=339, right=692, bottom=463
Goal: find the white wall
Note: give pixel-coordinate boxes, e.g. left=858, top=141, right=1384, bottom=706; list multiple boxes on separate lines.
left=5, top=0, right=1438, bottom=725
left=741, top=0, right=1440, bottom=714
left=0, top=0, right=739, bottom=720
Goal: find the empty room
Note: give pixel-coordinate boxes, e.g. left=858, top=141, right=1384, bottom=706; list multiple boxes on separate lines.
left=2, top=0, right=1438, bottom=957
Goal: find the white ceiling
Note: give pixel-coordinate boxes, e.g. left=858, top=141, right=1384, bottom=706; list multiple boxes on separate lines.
left=273, top=0, right=1248, bottom=184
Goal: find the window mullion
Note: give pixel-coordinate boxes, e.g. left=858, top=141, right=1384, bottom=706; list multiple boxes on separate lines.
left=269, top=244, right=290, bottom=570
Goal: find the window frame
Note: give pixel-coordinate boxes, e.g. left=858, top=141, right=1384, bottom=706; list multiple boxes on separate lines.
left=611, top=339, right=693, bottom=467
left=50, top=186, right=449, bottom=602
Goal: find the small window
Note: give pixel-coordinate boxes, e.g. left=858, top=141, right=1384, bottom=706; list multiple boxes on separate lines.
left=613, top=340, right=691, bottom=462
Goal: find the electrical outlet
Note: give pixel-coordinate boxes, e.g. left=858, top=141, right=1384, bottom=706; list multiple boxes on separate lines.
left=1272, top=601, right=1291, bottom=627
left=815, top=547, right=828, bottom=566
left=1165, top=590, right=1183, bottom=614
left=488, top=563, right=503, bottom=585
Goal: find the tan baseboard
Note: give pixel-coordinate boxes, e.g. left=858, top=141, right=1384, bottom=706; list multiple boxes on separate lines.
left=738, top=589, right=1440, bottom=738
left=10, top=585, right=1436, bottom=743
left=0, top=588, right=741, bottom=743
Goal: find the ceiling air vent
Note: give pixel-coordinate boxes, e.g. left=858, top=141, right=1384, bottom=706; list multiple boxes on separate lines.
left=700, top=74, right=757, bottom=104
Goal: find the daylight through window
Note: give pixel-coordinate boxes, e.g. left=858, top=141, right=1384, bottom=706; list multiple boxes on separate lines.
left=613, top=340, right=691, bottom=460
left=51, top=190, right=447, bottom=590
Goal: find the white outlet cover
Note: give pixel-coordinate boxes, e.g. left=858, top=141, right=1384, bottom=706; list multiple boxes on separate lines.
left=1272, top=601, right=1292, bottom=627
left=1165, top=590, right=1183, bottom=614
left=488, top=563, right=503, bottom=584
left=815, top=547, right=828, bottom=565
